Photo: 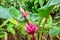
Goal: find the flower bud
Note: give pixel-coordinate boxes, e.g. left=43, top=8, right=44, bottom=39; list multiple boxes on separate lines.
left=26, top=22, right=38, bottom=34
left=20, top=8, right=28, bottom=17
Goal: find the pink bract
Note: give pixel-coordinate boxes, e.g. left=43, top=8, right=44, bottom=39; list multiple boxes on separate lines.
left=26, top=22, right=38, bottom=34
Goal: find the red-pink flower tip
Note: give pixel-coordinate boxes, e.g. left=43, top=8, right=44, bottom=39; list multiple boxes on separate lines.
left=20, top=7, right=28, bottom=17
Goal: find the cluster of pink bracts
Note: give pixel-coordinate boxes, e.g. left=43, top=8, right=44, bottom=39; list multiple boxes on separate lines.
left=26, top=22, right=38, bottom=34
left=26, top=22, right=38, bottom=40
left=20, top=8, right=38, bottom=40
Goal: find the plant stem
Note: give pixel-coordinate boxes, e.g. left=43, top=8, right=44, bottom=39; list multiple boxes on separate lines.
left=4, top=33, right=7, bottom=40
left=34, top=33, right=37, bottom=40
left=38, top=18, right=43, bottom=40
left=42, top=36, right=46, bottom=40
left=50, top=35, right=53, bottom=40
left=32, top=33, right=36, bottom=40
left=39, top=14, right=49, bottom=40
left=38, top=18, right=43, bottom=28
left=27, top=34, right=31, bottom=40
left=56, top=35, right=60, bottom=40
left=24, top=17, right=29, bottom=23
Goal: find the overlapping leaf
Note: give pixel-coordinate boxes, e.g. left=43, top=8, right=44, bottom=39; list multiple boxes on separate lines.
left=49, top=27, right=60, bottom=37
left=0, top=6, right=12, bottom=19
left=0, top=6, right=21, bottom=20
left=38, top=0, right=60, bottom=18
left=39, top=0, right=45, bottom=7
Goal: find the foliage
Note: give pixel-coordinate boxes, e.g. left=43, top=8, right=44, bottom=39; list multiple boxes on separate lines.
left=0, top=0, right=60, bottom=39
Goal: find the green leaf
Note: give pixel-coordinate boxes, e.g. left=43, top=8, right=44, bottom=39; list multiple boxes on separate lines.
left=30, top=0, right=34, bottom=3
left=49, top=27, right=60, bottom=37
left=7, top=27, right=15, bottom=34
left=38, top=6, right=53, bottom=18
left=27, top=13, right=41, bottom=25
left=44, top=16, right=53, bottom=28
left=38, top=0, right=60, bottom=18
left=40, top=15, right=53, bottom=28
left=47, top=0, right=60, bottom=7
left=21, top=28, right=27, bottom=35
left=47, top=15, right=52, bottom=24
left=9, top=7, right=21, bottom=20
left=0, top=31, right=5, bottom=38
left=34, top=0, right=38, bottom=5
left=9, top=18, right=18, bottom=25
left=0, top=6, right=21, bottom=20
left=39, top=0, right=45, bottom=7
left=0, top=6, right=12, bottom=19
left=0, top=19, right=9, bottom=28
left=6, top=23, right=14, bottom=27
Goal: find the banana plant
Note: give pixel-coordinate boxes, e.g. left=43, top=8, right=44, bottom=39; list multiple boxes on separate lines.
left=0, top=0, right=60, bottom=40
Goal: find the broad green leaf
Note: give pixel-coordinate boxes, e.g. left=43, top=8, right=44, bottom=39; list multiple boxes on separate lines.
left=0, top=6, right=21, bottom=20
left=0, top=6, right=12, bottom=19
left=7, top=27, right=15, bottom=34
left=38, top=0, right=60, bottom=18
left=47, top=0, right=60, bottom=7
left=49, top=27, right=60, bottom=37
left=38, top=6, right=53, bottom=18
left=9, top=7, right=21, bottom=20
left=39, top=0, right=45, bottom=7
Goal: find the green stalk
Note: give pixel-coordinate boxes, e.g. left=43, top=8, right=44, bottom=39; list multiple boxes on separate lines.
left=38, top=18, right=43, bottom=29
left=56, top=35, right=60, bottom=40
left=50, top=35, right=53, bottom=40
left=38, top=18, right=43, bottom=40
left=4, top=33, right=7, bottom=40
left=39, top=14, right=49, bottom=40
left=27, top=34, right=31, bottom=40
left=34, top=33, right=37, bottom=40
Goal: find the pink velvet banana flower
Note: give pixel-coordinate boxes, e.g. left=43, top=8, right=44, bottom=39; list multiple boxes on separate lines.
left=26, top=22, right=38, bottom=40
left=20, top=7, right=38, bottom=40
